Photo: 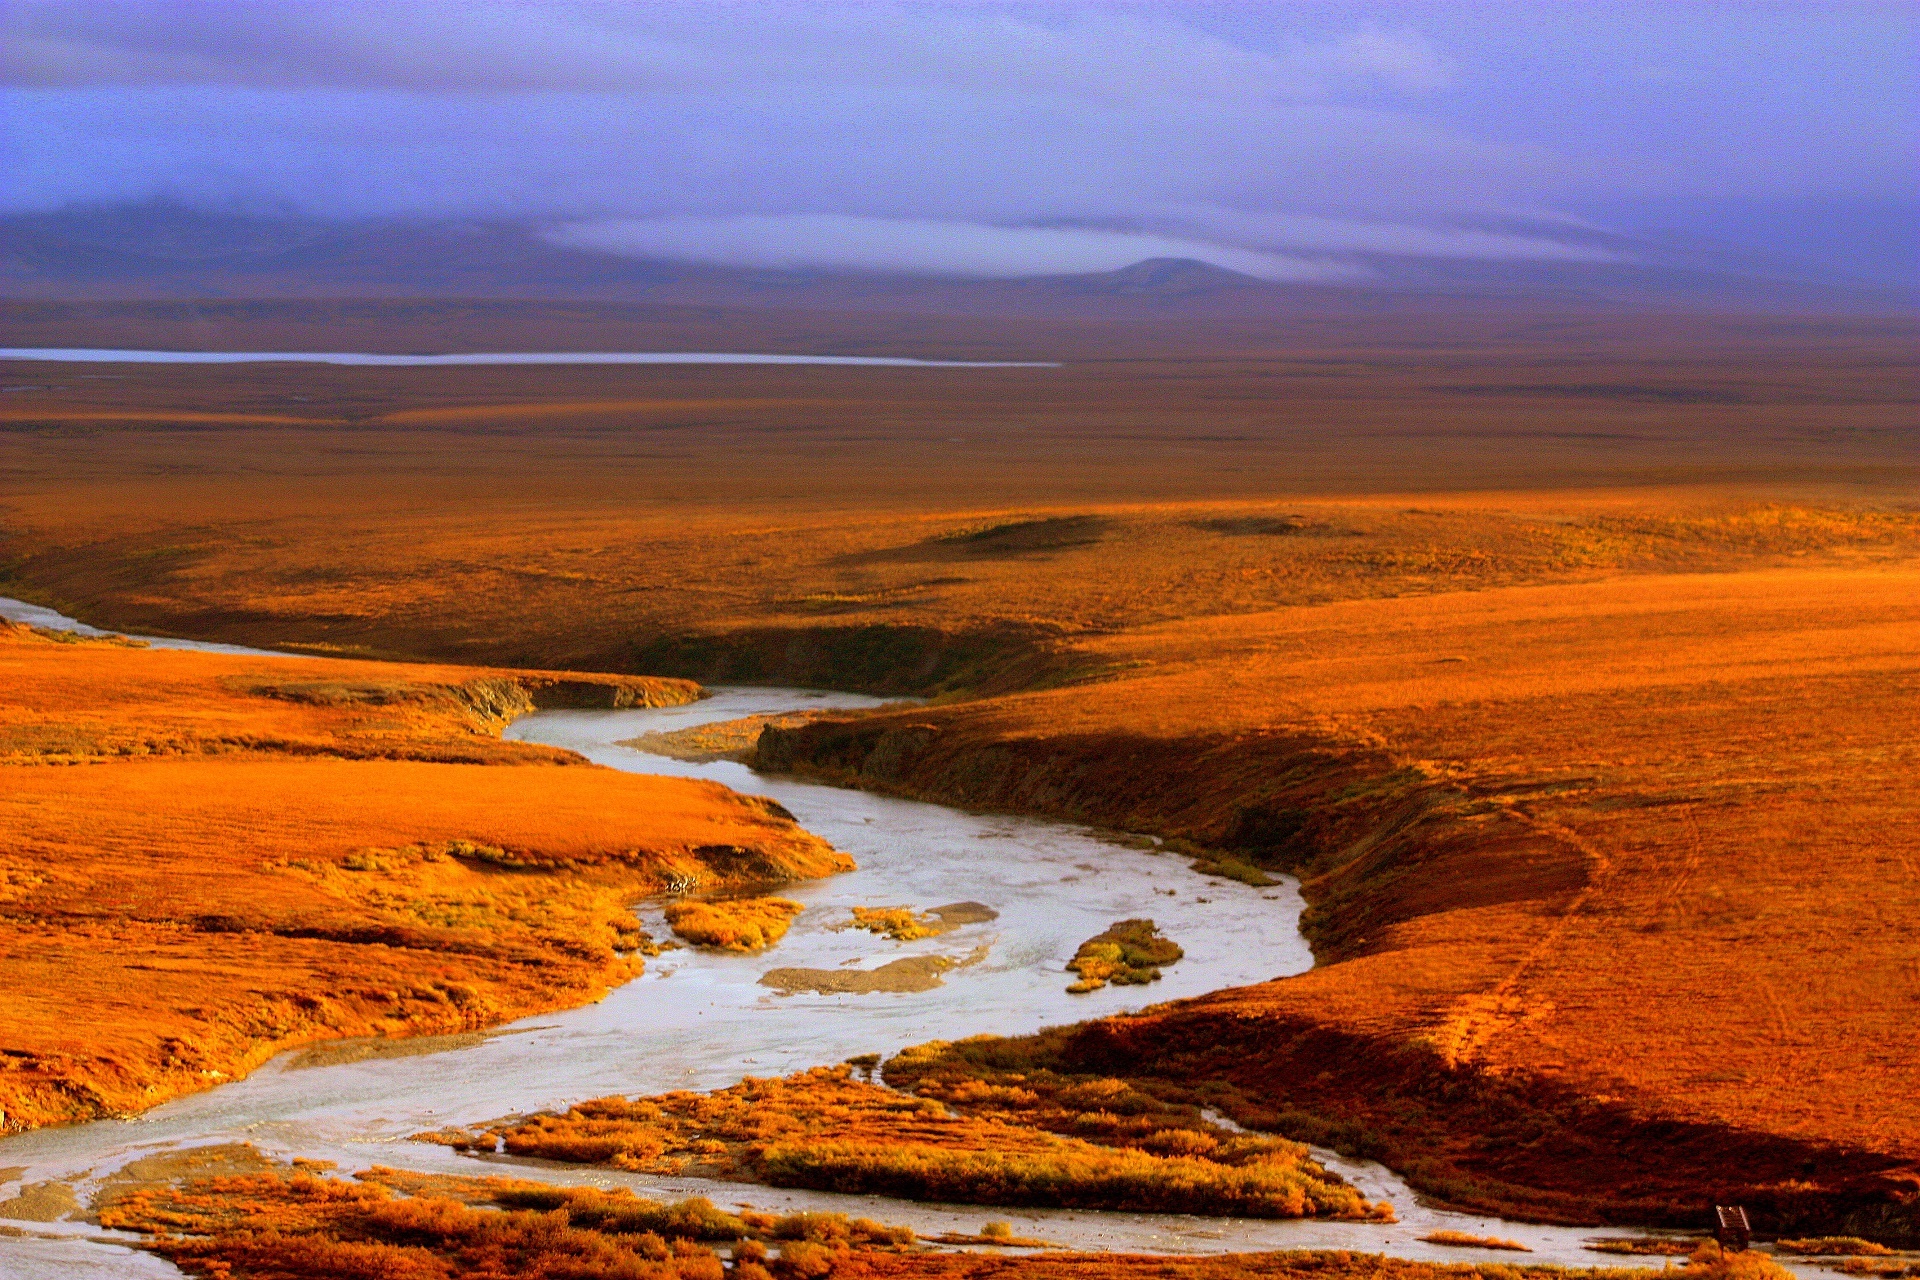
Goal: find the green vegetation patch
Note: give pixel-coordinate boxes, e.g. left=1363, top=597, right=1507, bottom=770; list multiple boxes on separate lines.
left=1068, top=918, right=1183, bottom=992
left=937, top=515, right=1111, bottom=555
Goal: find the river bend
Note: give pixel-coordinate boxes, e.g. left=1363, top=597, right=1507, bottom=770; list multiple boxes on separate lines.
left=0, top=601, right=1747, bottom=1275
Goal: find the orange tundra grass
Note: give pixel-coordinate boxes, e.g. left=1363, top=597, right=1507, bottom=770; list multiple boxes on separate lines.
left=1, top=305, right=1916, bottom=1232
left=461, top=1060, right=1391, bottom=1220
left=0, top=623, right=849, bottom=1131
left=99, top=1158, right=916, bottom=1280
left=753, top=564, right=1920, bottom=1238
left=92, top=1149, right=1797, bottom=1280
left=663, top=897, right=806, bottom=952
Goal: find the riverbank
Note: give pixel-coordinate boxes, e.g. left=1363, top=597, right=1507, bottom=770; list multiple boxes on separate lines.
left=75, top=1148, right=1809, bottom=1280
left=4, top=677, right=1895, bottom=1275
left=0, top=617, right=846, bottom=1132
left=749, top=565, right=1920, bottom=1242
left=3, top=302, right=1915, bottom=1270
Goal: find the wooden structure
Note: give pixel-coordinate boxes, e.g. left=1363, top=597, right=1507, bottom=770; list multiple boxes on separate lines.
left=1714, top=1205, right=1752, bottom=1253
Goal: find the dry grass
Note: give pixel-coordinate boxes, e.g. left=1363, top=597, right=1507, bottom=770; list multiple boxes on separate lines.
left=756, top=563, right=1920, bottom=1237
left=922, top=1222, right=1055, bottom=1247
left=1, top=302, right=1915, bottom=1232
left=1778, top=1240, right=1899, bottom=1257
left=99, top=1156, right=921, bottom=1279
left=663, top=897, right=806, bottom=952
left=86, top=1144, right=1808, bottom=1280
left=1584, top=1239, right=1706, bottom=1256
left=843, top=906, right=946, bottom=941
left=1830, top=1262, right=1920, bottom=1278
left=0, top=619, right=696, bottom=767
left=1422, top=1232, right=1532, bottom=1252
left=767, top=1245, right=1803, bottom=1279
left=476, top=1062, right=1390, bottom=1220
left=4, top=307, right=1916, bottom=688
left=0, top=625, right=847, bottom=1131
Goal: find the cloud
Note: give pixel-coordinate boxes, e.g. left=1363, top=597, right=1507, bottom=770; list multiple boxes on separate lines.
left=1, top=83, right=1582, bottom=224
left=1327, top=27, right=1456, bottom=93
left=546, top=214, right=1361, bottom=282
left=0, top=3, right=1392, bottom=103
left=0, top=4, right=1580, bottom=240
left=1165, top=208, right=1631, bottom=264
left=0, top=3, right=1910, bottom=286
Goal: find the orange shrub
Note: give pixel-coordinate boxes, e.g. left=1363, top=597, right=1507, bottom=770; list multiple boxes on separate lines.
left=664, top=897, right=806, bottom=951
left=1421, top=1231, right=1530, bottom=1251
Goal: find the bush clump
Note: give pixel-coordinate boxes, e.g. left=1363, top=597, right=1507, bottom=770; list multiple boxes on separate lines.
left=1421, top=1231, right=1531, bottom=1251
left=1586, top=1238, right=1707, bottom=1256
left=842, top=905, right=944, bottom=941
left=1684, top=1242, right=1802, bottom=1280
left=663, top=897, right=804, bottom=952
left=1777, top=1239, right=1896, bottom=1257
left=1067, top=918, right=1183, bottom=992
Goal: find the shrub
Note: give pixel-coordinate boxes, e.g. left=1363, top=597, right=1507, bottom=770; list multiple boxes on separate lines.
left=844, top=905, right=942, bottom=940
left=774, top=1239, right=839, bottom=1278
left=1067, top=919, right=1183, bottom=991
left=663, top=897, right=804, bottom=952
left=1777, top=1239, right=1895, bottom=1257
left=1685, top=1242, right=1801, bottom=1280
left=1421, top=1231, right=1531, bottom=1252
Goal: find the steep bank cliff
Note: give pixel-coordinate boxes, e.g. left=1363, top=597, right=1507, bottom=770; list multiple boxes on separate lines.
left=750, top=593, right=1920, bottom=1246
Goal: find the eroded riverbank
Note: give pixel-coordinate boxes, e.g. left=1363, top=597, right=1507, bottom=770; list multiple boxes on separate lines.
left=0, top=601, right=1840, bottom=1274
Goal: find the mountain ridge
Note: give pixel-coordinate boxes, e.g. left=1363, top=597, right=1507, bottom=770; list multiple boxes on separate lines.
left=3, top=205, right=1911, bottom=316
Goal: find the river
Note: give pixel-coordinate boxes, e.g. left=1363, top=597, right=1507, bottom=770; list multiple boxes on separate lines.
left=0, top=599, right=1749, bottom=1276
left=0, top=349, right=1057, bottom=368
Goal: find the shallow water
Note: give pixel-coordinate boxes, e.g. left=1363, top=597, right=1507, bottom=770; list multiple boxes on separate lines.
left=0, top=600, right=1812, bottom=1275
left=0, top=688, right=1314, bottom=1170
left=0, top=597, right=303, bottom=658
left=0, top=348, right=1056, bottom=368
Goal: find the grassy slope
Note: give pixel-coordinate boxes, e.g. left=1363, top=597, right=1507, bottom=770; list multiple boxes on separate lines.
left=0, top=625, right=849, bottom=1131
left=0, top=305, right=1914, bottom=1228
left=760, top=566, right=1920, bottom=1232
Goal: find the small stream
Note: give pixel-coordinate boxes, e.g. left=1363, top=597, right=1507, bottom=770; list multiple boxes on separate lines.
left=0, top=600, right=1794, bottom=1276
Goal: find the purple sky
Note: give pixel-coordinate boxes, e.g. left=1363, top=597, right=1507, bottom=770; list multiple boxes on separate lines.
left=2, top=2, right=1914, bottom=285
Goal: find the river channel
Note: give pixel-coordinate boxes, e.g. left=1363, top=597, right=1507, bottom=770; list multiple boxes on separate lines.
left=0, top=600, right=1756, bottom=1276
left=0, top=348, right=1056, bottom=368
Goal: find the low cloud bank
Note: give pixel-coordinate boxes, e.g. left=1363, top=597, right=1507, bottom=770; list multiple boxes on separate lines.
left=1167, top=208, right=1632, bottom=264
left=546, top=210, right=1626, bottom=281
left=547, top=215, right=1364, bottom=282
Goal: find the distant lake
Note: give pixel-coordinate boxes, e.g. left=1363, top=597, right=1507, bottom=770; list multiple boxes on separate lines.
left=0, top=348, right=1057, bottom=368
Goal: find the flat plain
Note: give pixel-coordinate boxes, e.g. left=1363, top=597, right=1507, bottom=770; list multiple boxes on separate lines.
left=0, top=299, right=1915, bottom=1246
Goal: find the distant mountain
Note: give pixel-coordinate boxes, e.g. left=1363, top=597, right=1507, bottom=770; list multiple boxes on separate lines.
left=1, top=205, right=1910, bottom=315
left=1063, top=257, right=1270, bottom=297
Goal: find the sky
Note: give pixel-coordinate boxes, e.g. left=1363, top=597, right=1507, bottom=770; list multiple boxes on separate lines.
left=1, top=1, right=1914, bottom=286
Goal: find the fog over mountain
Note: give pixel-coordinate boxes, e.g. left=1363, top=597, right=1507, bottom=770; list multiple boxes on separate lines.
left=9, top=201, right=1910, bottom=317
left=1, top=2, right=1913, bottom=306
